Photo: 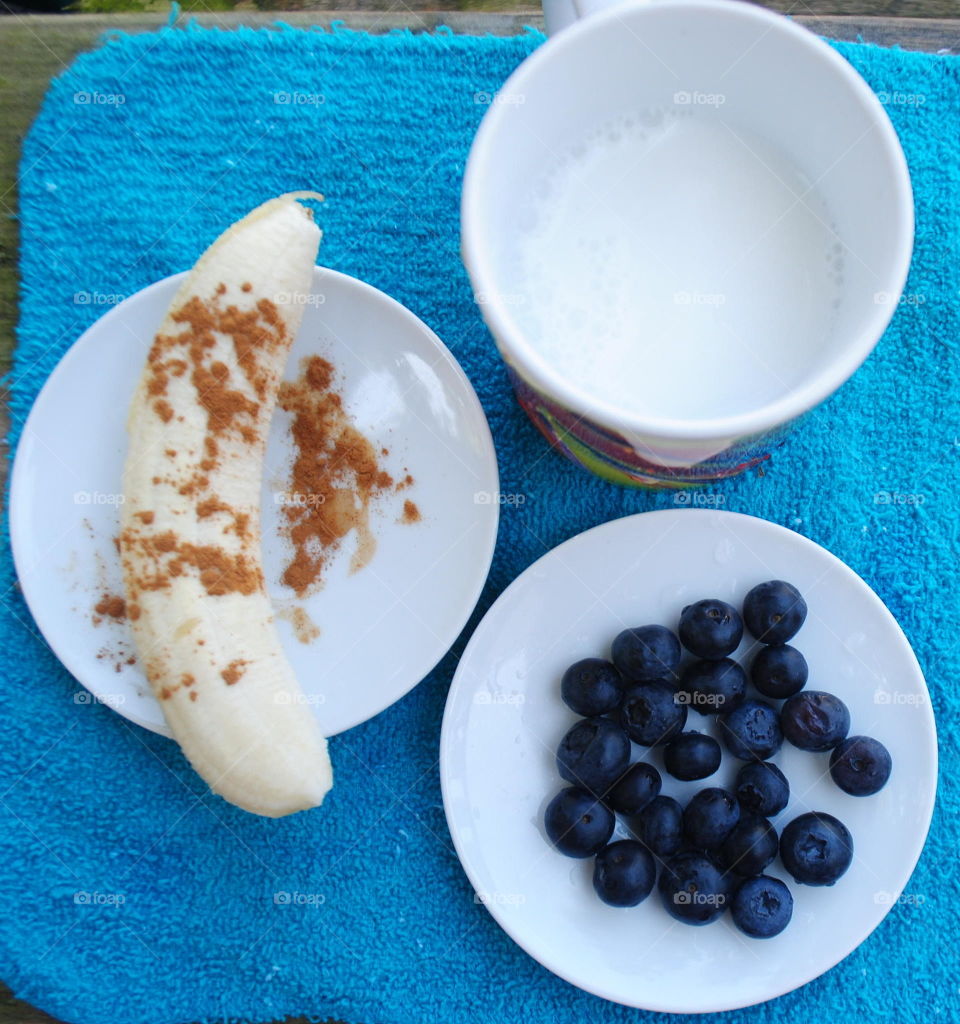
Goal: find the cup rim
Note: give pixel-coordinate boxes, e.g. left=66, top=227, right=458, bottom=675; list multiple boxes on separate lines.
left=460, top=0, right=915, bottom=444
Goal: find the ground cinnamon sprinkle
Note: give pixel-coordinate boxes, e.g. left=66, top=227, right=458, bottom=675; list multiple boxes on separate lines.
left=277, top=604, right=321, bottom=644
left=277, top=356, right=408, bottom=597
left=186, top=543, right=262, bottom=596
left=192, top=359, right=259, bottom=431
left=121, top=288, right=421, bottom=667
left=304, top=355, right=333, bottom=391
left=197, top=498, right=232, bottom=519
left=123, top=528, right=264, bottom=597
left=121, top=287, right=287, bottom=610
left=150, top=291, right=287, bottom=439
left=177, top=475, right=209, bottom=498
left=195, top=497, right=250, bottom=541
left=133, top=291, right=288, bottom=511
left=291, top=606, right=320, bottom=643
left=221, top=659, right=247, bottom=686
left=94, top=594, right=126, bottom=621
left=153, top=531, right=177, bottom=554
left=157, top=671, right=198, bottom=701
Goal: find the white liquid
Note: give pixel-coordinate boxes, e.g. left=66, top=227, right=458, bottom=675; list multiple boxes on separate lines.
left=512, top=112, right=844, bottom=422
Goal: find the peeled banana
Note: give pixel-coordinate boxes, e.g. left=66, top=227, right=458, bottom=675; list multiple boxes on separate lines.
left=119, top=193, right=332, bottom=817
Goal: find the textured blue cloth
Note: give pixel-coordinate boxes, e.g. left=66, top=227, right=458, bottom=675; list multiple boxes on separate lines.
left=3, top=21, right=958, bottom=1024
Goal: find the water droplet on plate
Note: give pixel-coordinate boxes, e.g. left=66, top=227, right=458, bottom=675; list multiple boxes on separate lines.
left=714, top=539, right=735, bottom=564
left=844, top=631, right=867, bottom=651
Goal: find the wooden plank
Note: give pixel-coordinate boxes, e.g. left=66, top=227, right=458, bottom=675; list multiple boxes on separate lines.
left=6, top=0, right=960, bottom=15
left=4, top=8, right=960, bottom=45
left=761, top=0, right=960, bottom=15
left=0, top=988, right=61, bottom=1024
left=794, top=13, right=960, bottom=49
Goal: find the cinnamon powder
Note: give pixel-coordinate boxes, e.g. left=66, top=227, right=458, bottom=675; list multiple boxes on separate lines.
left=277, top=356, right=405, bottom=597
left=121, top=288, right=285, bottom=608
left=148, top=293, right=288, bottom=441
left=123, top=530, right=263, bottom=597
left=94, top=594, right=126, bottom=621
left=276, top=605, right=322, bottom=644
left=120, top=287, right=288, bottom=700
left=158, top=672, right=197, bottom=701
left=120, top=286, right=421, bottom=688
left=221, top=660, right=247, bottom=686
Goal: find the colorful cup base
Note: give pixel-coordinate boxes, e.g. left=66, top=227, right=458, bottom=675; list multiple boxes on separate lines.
left=510, top=370, right=783, bottom=488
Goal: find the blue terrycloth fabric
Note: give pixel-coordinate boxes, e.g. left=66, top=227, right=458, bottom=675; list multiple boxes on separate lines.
left=2, top=21, right=958, bottom=1024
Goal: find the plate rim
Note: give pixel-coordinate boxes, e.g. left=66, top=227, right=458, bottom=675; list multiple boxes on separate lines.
left=439, top=508, right=938, bottom=1014
left=9, top=266, right=501, bottom=737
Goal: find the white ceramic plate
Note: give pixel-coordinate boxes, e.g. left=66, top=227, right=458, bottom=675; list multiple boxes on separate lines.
left=440, top=509, right=937, bottom=1013
left=10, top=268, right=499, bottom=736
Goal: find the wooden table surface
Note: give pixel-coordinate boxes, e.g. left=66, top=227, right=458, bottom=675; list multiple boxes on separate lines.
left=0, top=2, right=957, bottom=1021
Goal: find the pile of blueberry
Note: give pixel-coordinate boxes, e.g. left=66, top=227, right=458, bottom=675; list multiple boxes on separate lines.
left=543, top=580, right=892, bottom=939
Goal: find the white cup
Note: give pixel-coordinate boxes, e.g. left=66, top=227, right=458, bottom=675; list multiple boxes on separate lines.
left=461, top=0, right=913, bottom=486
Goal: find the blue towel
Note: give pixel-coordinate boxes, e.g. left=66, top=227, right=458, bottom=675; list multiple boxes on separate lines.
left=3, top=21, right=958, bottom=1024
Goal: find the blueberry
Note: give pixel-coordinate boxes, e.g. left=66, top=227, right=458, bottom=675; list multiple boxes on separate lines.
left=605, top=761, right=662, bottom=815
left=731, top=875, right=794, bottom=938
left=592, top=840, right=656, bottom=907
left=743, top=580, right=807, bottom=644
left=780, top=691, right=850, bottom=752
left=663, top=731, right=721, bottom=782
left=720, top=699, right=783, bottom=760
left=830, top=735, right=892, bottom=796
left=735, top=761, right=790, bottom=816
left=683, top=787, right=740, bottom=850
left=720, top=814, right=778, bottom=876
left=679, top=599, right=743, bottom=659
left=612, top=625, right=681, bottom=682
left=556, top=718, right=631, bottom=795
left=750, top=644, right=808, bottom=699
left=544, top=787, right=615, bottom=858
left=617, top=681, right=687, bottom=746
left=679, top=658, right=747, bottom=715
left=561, top=658, right=623, bottom=717
left=658, top=851, right=731, bottom=925
left=779, top=811, right=853, bottom=886
left=634, top=795, right=684, bottom=858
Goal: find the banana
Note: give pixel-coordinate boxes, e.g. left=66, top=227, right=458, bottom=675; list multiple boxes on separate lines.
left=119, top=193, right=332, bottom=817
